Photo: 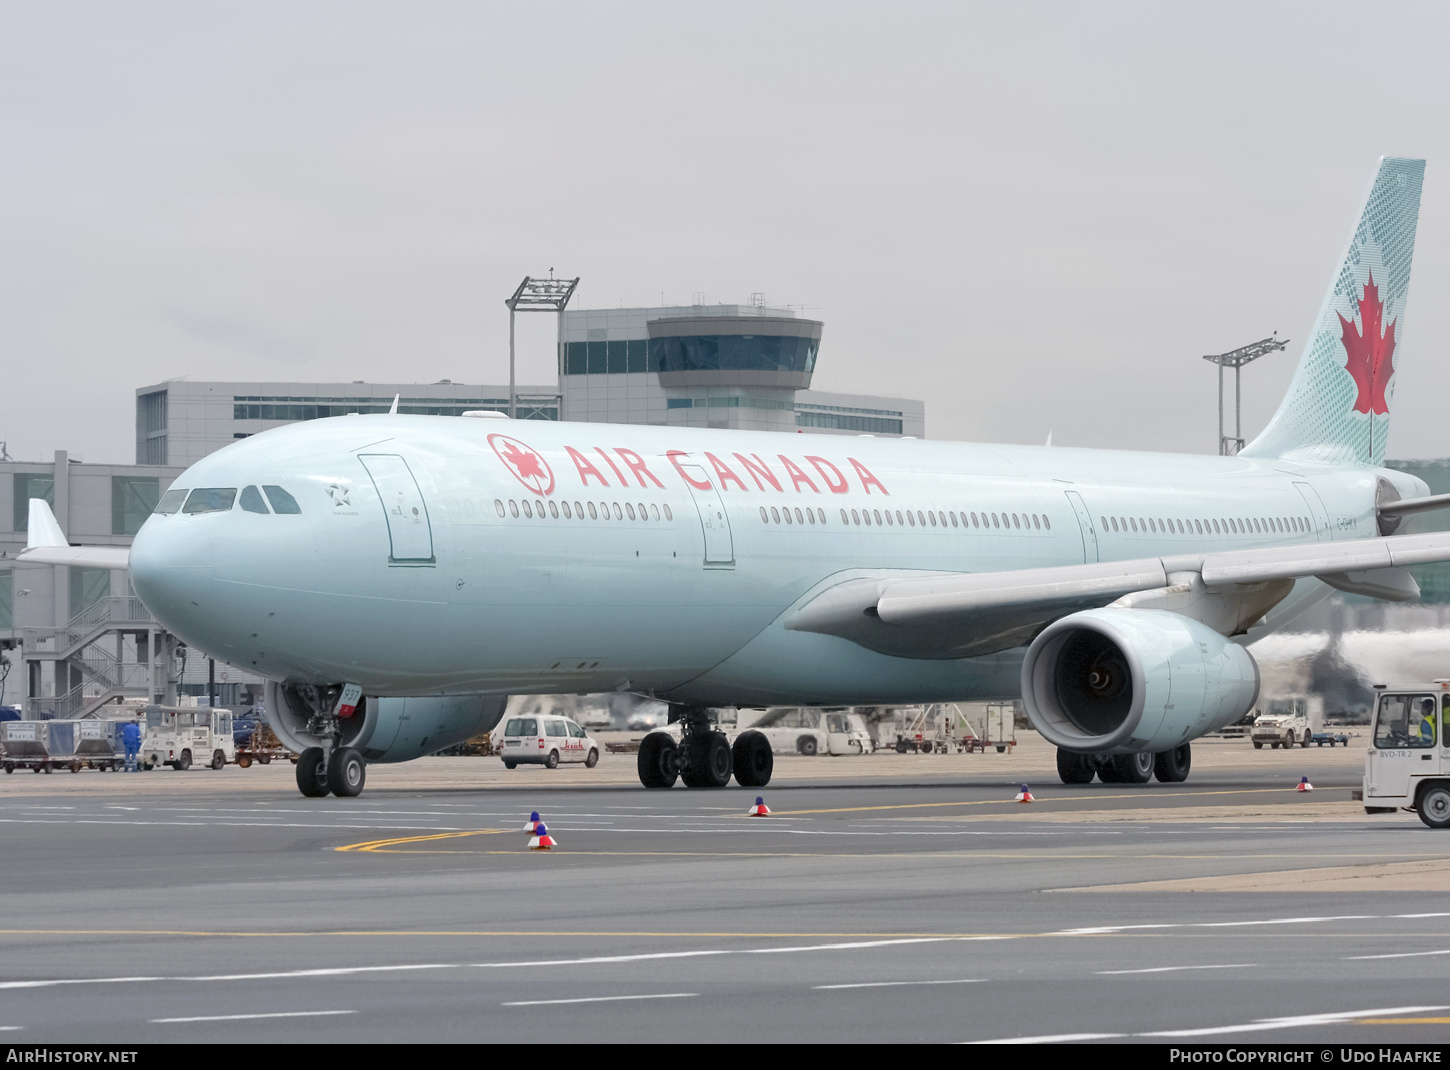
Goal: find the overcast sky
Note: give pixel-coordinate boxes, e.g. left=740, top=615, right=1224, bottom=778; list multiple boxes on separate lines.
left=3, top=1, right=1450, bottom=464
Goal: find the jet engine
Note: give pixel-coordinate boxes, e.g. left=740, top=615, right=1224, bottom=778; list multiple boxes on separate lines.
left=264, top=681, right=508, bottom=762
left=1020, top=608, right=1259, bottom=754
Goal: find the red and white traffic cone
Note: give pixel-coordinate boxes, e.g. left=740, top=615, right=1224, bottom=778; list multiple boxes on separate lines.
left=1296, top=776, right=1313, bottom=792
left=524, top=810, right=543, bottom=832
left=748, top=796, right=770, bottom=817
left=1015, top=783, right=1034, bottom=803
left=528, top=822, right=557, bottom=850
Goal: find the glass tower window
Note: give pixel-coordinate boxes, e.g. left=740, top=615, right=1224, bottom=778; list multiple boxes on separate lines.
left=651, top=334, right=818, bottom=375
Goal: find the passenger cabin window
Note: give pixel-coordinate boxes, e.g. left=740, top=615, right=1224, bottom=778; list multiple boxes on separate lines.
left=154, top=488, right=188, bottom=515
left=263, top=485, right=302, bottom=514
left=240, top=486, right=270, bottom=514
left=183, top=488, right=237, bottom=514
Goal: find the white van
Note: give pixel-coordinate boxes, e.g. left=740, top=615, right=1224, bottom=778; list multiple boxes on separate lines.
left=499, top=715, right=600, bottom=769
left=140, top=706, right=236, bottom=771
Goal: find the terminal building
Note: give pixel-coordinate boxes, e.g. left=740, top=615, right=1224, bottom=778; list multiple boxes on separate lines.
left=135, top=301, right=924, bottom=467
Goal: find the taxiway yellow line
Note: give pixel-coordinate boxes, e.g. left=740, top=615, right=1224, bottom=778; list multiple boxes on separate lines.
left=334, top=828, right=511, bottom=852
left=771, top=787, right=1337, bottom=816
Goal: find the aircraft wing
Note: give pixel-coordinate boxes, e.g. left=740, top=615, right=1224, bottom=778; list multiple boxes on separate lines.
left=14, top=499, right=131, bottom=570
left=784, top=530, right=1450, bottom=660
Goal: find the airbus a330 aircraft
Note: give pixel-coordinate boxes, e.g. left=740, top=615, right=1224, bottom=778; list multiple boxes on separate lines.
left=24, top=156, right=1450, bottom=799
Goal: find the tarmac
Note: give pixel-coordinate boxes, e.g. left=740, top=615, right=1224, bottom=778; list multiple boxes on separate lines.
left=3, top=731, right=1449, bottom=1045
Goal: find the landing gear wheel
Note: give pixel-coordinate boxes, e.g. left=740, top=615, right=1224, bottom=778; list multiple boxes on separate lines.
left=1056, top=749, right=1095, bottom=784
left=637, top=732, right=679, bottom=789
left=328, top=748, right=366, bottom=797
left=296, top=748, right=331, bottom=797
left=681, top=732, right=732, bottom=788
left=1110, top=752, right=1154, bottom=784
left=732, top=730, right=773, bottom=788
left=585, top=748, right=598, bottom=768
left=1153, top=743, right=1192, bottom=783
left=211, top=750, right=225, bottom=770
left=1417, top=784, right=1450, bottom=829
left=176, top=750, right=192, bottom=772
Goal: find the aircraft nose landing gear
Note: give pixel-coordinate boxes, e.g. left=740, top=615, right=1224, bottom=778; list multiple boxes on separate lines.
left=636, top=706, right=771, bottom=789
left=285, top=682, right=368, bottom=798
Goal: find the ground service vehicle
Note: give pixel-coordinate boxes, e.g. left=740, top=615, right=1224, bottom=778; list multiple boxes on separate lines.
left=1252, top=699, right=1313, bottom=749
left=499, top=715, right=599, bottom=769
left=23, top=156, right=1450, bottom=798
left=141, top=706, right=236, bottom=771
left=1362, top=684, right=1450, bottom=828
left=738, top=707, right=871, bottom=755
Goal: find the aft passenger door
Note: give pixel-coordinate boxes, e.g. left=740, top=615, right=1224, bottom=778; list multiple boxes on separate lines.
left=359, top=454, right=436, bottom=564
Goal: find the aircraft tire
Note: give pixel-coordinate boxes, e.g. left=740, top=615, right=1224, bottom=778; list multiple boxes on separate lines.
left=1416, top=784, right=1450, bottom=829
left=1056, top=749, right=1095, bottom=785
left=1153, top=743, right=1191, bottom=783
left=328, top=748, right=366, bottom=797
left=1110, top=752, right=1154, bottom=784
left=689, top=732, right=732, bottom=788
left=637, top=732, right=679, bottom=789
left=733, top=730, right=773, bottom=788
left=296, top=748, right=331, bottom=797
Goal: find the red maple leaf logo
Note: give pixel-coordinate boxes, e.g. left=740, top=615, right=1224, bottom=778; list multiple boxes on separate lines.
left=488, top=434, right=554, bottom=496
left=1339, top=272, right=1397, bottom=416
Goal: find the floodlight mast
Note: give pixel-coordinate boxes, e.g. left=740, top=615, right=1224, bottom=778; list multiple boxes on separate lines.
left=505, top=273, right=579, bottom=419
left=1202, top=335, right=1289, bottom=455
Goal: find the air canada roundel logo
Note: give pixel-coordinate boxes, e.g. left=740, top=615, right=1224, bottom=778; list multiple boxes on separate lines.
left=488, top=434, right=554, bottom=496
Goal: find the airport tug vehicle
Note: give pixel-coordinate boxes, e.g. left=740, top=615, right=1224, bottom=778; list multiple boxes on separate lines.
left=1362, top=682, right=1450, bottom=828
left=140, top=705, right=236, bottom=771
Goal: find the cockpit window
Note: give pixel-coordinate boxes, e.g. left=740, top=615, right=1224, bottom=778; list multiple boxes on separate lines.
left=239, top=486, right=270, bottom=514
left=154, top=489, right=188, bottom=515
left=263, top=485, right=302, bottom=514
left=183, top=488, right=237, bottom=514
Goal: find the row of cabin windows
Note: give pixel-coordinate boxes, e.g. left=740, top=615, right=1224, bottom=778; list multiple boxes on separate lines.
left=496, top=498, right=674, bottom=523
left=761, top=506, right=829, bottom=526
left=1100, top=514, right=1310, bottom=537
left=839, top=508, right=1048, bottom=531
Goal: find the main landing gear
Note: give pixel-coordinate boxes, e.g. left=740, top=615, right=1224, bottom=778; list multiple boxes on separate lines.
left=1056, top=743, right=1191, bottom=785
left=637, top=706, right=773, bottom=789
left=285, top=683, right=368, bottom=799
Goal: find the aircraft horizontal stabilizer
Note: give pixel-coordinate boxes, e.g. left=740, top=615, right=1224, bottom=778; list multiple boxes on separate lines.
left=784, top=528, right=1450, bottom=659
left=17, top=499, right=130, bottom=570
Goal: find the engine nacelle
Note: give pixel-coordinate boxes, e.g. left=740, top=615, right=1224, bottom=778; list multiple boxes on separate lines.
left=1021, top=608, right=1259, bottom=754
left=264, top=681, right=508, bottom=763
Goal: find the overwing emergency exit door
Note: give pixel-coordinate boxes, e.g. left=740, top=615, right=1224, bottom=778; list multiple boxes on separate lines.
left=1063, top=490, right=1099, bottom=563
left=679, top=464, right=734, bottom=568
left=358, top=454, right=435, bottom=564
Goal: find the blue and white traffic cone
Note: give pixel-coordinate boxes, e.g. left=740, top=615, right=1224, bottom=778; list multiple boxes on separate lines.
left=1015, top=783, right=1034, bottom=803
left=528, top=822, right=557, bottom=850
left=1296, top=776, right=1313, bottom=792
left=748, top=796, right=770, bottom=817
left=524, top=810, right=543, bottom=832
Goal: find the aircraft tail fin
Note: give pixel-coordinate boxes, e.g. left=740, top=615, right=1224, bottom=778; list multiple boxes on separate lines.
left=1241, top=156, right=1424, bottom=465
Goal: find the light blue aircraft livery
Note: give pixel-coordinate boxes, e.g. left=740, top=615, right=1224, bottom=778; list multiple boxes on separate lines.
left=24, top=156, right=1450, bottom=798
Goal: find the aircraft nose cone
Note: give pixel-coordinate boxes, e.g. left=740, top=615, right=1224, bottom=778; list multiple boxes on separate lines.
left=130, top=517, right=215, bottom=630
